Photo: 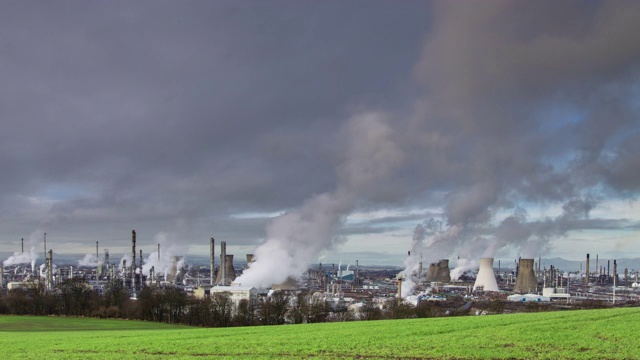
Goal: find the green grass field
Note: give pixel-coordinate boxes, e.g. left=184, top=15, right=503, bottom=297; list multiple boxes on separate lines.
left=2, top=307, right=639, bottom=359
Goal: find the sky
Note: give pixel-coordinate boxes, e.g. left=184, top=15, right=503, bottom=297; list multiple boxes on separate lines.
left=1, top=1, right=639, bottom=278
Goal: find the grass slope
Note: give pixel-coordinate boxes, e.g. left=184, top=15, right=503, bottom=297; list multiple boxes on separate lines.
left=2, top=308, right=640, bottom=359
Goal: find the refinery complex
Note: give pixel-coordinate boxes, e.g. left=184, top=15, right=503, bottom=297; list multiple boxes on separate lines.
left=2, top=230, right=640, bottom=317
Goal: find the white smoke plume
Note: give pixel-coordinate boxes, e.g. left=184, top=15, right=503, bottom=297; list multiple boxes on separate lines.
left=401, top=224, right=426, bottom=297
left=119, top=253, right=131, bottom=276
left=234, top=190, right=355, bottom=288
left=141, top=232, right=188, bottom=277
left=235, top=112, right=403, bottom=288
left=3, top=247, right=38, bottom=272
left=77, top=253, right=102, bottom=267
left=39, top=263, right=57, bottom=278
left=450, top=258, right=478, bottom=281
left=3, top=231, right=43, bottom=272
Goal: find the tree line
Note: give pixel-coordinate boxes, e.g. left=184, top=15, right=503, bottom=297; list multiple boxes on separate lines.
left=0, top=278, right=517, bottom=327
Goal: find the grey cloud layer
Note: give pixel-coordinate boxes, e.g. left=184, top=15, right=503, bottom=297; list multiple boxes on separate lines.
left=1, top=1, right=639, bottom=265
left=0, top=1, right=428, bottom=251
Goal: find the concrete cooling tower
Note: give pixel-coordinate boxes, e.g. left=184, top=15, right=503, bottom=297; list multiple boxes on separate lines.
left=473, top=258, right=499, bottom=292
left=216, top=254, right=236, bottom=285
left=427, top=259, right=451, bottom=282
left=514, top=258, right=537, bottom=293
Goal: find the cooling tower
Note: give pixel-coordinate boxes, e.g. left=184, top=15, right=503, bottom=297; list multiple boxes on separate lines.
left=513, top=258, right=537, bottom=293
left=216, top=254, right=236, bottom=285
left=246, top=254, right=255, bottom=268
left=473, top=258, right=499, bottom=292
left=427, top=259, right=451, bottom=282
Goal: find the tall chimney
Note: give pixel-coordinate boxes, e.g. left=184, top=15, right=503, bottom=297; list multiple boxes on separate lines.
left=219, top=241, right=227, bottom=285
left=139, top=249, right=143, bottom=288
left=158, top=243, right=160, bottom=261
left=585, top=254, right=590, bottom=284
left=607, top=260, right=610, bottom=278
left=122, top=259, right=127, bottom=288
left=0, top=265, right=4, bottom=289
left=397, top=278, right=403, bottom=305
left=131, top=230, right=136, bottom=290
left=210, top=238, right=215, bottom=285
left=613, top=260, right=617, bottom=283
left=21, top=238, right=23, bottom=253
left=96, top=241, right=99, bottom=259
left=47, top=249, right=53, bottom=290
left=44, top=232, right=47, bottom=260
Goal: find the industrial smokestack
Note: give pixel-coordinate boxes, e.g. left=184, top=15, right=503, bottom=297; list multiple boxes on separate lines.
left=96, top=241, right=99, bottom=259
left=585, top=254, right=590, bottom=284
left=158, top=243, right=160, bottom=261
left=139, top=249, right=143, bottom=288
left=21, top=238, right=23, bottom=253
left=46, top=249, right=53, bottom=290
left=473, top=258, right=499, bottom=292
left=43, top=232, right=47, bottom=260
left=613, top=260, right=617, bottom=283
left=397, top=278, right=403, bottom=305
left=514, top=258, right=537, bottom=293
left=131, top=230, right=136, bottom=290
left=210, top=238, right=215, bottom=285
left=219, top=241, right=227, bottom=285
left=0, top=265, right=4, bottom=289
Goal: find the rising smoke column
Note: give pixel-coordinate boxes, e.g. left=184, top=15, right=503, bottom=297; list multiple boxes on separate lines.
left=396, top=1, right=640, bottom=296
left=401, top=224, right=425, bottom=297
left=235, top=112, right=403, bottom=288
left=242, top=2, right=640, bottom=290
left=3, top=231, right=42, bottom=272
left=141, top=232, right=188, bottom=278
left=77, top=253, right=102, bottom=267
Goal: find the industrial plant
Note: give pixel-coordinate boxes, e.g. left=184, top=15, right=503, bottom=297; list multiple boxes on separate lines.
left=2, top=231, right=640, bottom=325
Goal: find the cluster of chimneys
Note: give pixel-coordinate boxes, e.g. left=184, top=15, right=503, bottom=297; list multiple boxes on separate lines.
left=209, top=238, right=246, bottom=286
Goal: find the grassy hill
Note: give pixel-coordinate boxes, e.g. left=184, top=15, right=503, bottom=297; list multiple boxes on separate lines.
left=2, top=307, right=640, bottom=359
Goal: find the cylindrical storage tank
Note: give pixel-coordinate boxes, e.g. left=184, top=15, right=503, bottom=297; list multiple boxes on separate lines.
left=473, top=258, right=499, bottom=292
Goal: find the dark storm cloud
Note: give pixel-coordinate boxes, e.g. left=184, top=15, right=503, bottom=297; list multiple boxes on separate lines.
left=0, top=1, right=429, bottom=251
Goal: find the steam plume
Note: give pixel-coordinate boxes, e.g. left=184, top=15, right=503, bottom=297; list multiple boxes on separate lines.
left=236, top=112, right=402, bottom=287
